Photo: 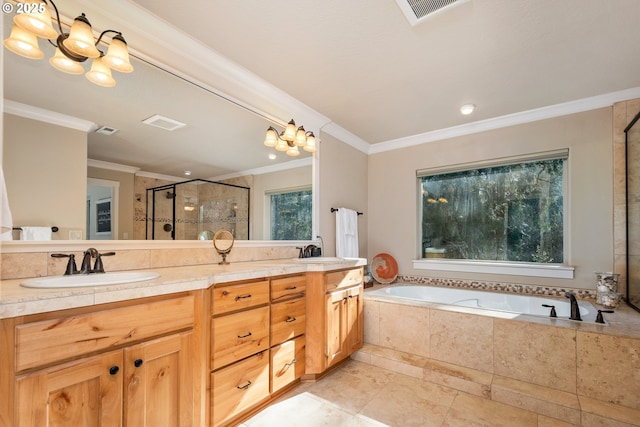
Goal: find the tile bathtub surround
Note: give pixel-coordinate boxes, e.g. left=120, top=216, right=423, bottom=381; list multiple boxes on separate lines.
left=362, top=296, right=640, bottom=426
left=398, top=274, right=598, bottom=300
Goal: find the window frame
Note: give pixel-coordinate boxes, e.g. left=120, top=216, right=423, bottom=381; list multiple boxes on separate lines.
left=414, top=149, right=573, bottom=279
left=265, top=185, right=313, bottom=241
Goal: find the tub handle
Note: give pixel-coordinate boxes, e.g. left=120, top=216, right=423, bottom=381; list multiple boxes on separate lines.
left=541, top=304, right=557, bottom=318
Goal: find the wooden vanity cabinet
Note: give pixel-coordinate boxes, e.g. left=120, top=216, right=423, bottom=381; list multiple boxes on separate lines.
left=210, top=275, right=306, bottom=427
left=269, top=275, right=306, bottom=393
left=210, top=279, right=271, bottom=427
left=1, top=292, right=203, bottom=427
left=305, top=267, right=364, bottom=380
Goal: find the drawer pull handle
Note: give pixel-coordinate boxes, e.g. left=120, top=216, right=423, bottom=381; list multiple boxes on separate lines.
left=237, top=332, right=253, bottom=339
left=235, top=294, right=252, bottom=301
left=285, top=316, right=297, bottom=323
left=109, top=365, right=120, bottom=376
left=285, top=286, right=297, bottom=290
left=236, top=380, right=252, bottom=390
left=277, top=358, right=297, bottom=377
left=134, top=359, right=144, bottom=368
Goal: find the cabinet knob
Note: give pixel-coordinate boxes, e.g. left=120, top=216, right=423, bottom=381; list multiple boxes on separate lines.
left=134, top=358, right=144, bottom=368
left=109, top=365, right=120, bottom=375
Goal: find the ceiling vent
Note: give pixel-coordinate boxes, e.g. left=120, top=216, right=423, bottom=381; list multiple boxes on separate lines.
left=395, top=0, right=470, bottom=26
left=142, top=114, right=187, bottom=131
left=95, top=125, right=118, bottom=136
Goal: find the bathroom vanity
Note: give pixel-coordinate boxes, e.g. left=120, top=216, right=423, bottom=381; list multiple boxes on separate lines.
left=0, top=258, right=366, bottom=427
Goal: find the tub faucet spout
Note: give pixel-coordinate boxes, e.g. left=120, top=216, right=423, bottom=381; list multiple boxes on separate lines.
left=565, top=292, right=582, bottom=321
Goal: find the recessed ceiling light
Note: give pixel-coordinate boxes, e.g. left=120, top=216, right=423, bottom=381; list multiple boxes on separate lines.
left=184, top=170, right=191, bottom=176
left=268, top=153, right=277, bottom=160
left=460, top=104, right=475, bottom=115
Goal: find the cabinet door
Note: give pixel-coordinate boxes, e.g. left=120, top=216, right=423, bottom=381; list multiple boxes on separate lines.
left=124, top=332, right=194, bottom=427
left=15, top=350, right=123, bottom=427
left=347, top=286, right=364, bottom=353
left=325, top=289, right=348, bottom=368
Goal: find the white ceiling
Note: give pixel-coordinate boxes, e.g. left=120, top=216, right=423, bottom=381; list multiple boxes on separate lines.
left=4, top=0, right=640, bottom=177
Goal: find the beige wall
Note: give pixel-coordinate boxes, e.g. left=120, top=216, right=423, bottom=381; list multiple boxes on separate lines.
left=318, top=132, right=368, bottom=258
left=251, top=166, right=312, bottom=240
left=3, top=114, right=87, bottom=239
left=88, top=167, right=135, bottom=240
left=368, top=108, right=614, bottom=290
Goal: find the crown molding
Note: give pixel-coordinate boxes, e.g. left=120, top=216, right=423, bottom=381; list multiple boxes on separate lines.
left=370, top=86, right=640, bottom=154
left=3, top=99, right=98, bottom=132
left=87, top=159, right=140, bottom=174
left=211, top=157, right=313, bottom=182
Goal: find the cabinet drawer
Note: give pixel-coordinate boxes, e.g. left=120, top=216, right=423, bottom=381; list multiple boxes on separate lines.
left=15, top=295, right=195, bottom=371
left=270, top=298, right=305, bottom=346
left=271, top=336, right=305, bottom=394
left=271, top=275, right=306, bottom=302
left=212, top=351, right=269, bottom=426
left=212, top=306, right=269, bottom=370
left=325, top=268, right=363, bottom=293
left=212, top=280, right=269, bottom=315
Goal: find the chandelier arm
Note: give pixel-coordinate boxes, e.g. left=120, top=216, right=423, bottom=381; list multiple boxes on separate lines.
left=44, top=0, right=65, bottom=36
left=95, top=30, right=122, bottom=47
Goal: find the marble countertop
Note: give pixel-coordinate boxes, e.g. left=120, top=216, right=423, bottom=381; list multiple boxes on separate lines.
left=0, top=258, right=367, bottom=319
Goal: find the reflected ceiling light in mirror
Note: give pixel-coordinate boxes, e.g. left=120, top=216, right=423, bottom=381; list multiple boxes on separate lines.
left=2, top=0, right=133, bottom=86
left=264, top=119, right=317, bottom=157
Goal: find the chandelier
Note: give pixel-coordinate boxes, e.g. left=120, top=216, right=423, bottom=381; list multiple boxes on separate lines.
left=264, top=119, right=317, bottom=157
left=3, top=0, right=133, bottom=87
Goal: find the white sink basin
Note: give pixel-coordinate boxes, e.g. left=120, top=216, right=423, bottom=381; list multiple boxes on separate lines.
left=292, top=257, right=345, bottom=263
left=21, top=271, right=161, bottom=289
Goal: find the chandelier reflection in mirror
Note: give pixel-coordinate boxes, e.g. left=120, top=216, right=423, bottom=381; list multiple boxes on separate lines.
left=264, top=119, right=317, bottom=157
left=2, top=0, right=133, bottom=87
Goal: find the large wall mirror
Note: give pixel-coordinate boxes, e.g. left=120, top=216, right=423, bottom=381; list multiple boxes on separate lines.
left=2, top=12, right=313, bottom=242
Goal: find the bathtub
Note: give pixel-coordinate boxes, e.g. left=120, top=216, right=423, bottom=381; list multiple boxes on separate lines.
left=366, top=284, right=599, bottom=322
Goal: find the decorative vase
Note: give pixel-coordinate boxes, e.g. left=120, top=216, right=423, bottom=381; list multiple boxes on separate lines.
left=595, top=272, right=620, bottom=308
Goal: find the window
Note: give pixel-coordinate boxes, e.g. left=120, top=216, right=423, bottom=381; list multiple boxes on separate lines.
left=269, top=189, right=312, bottom=240
left=418, top=151, right=567, bottom=265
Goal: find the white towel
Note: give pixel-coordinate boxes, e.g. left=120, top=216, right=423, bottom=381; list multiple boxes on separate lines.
left=21, top=226, right=52, bottom=240
left=336, top=208, right=359, bottom=258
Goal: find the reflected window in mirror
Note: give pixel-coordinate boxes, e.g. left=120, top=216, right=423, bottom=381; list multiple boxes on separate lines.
left=269, top=188, right=312, bottom=240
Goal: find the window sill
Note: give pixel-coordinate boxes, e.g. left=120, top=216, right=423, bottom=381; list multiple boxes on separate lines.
left=412, top=259, right=574, bottom=279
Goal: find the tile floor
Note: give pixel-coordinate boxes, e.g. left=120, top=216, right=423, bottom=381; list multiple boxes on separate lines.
left=240, top=359, right=567, bottom=427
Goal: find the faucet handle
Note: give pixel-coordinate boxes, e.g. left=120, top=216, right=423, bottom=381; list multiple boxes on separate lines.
left=51, top=253, right=78, bottom=275
left=541, top=304, right=557, bottom=318
left=595, top=309, right=614, bottom=324
left=92, top=252, right=114, bottom=273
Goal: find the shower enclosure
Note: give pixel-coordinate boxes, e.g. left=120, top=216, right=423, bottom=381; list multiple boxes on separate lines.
left=146, top=179, right=250, bottom=240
